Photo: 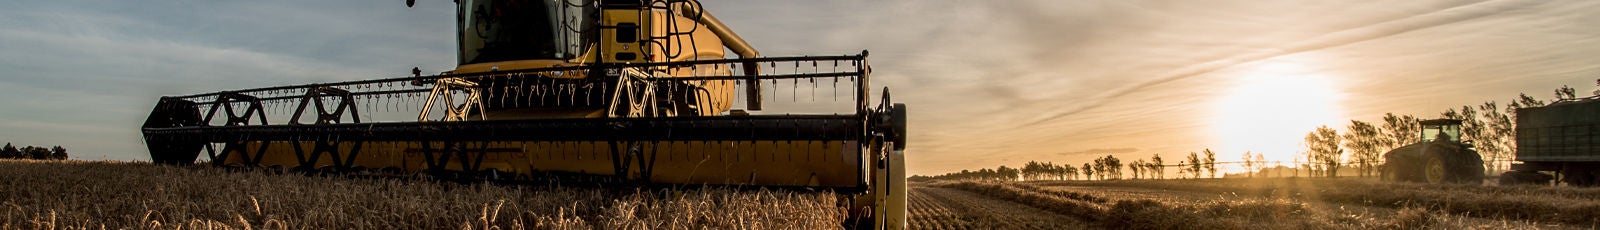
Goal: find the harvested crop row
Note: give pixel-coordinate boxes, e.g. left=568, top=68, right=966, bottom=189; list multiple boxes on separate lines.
left=906, top=187, right=976, bottom=230
left=937, top=180, right=1362, bottom=229
left=907, top=185, right=1090, bottom=229
left=1036, top=178, right=1600, bottom=226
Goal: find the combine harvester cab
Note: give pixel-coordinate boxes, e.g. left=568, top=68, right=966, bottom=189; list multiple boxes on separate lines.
left=141, top=0, right=907, bottom=228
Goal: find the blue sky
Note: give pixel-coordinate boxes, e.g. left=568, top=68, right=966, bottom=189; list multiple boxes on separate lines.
left=3, top=0, right=1600, bottom=175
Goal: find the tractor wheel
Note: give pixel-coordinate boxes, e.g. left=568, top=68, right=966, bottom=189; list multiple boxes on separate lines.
left=1380, top=164, right=1403, bottom=182
left=1423, top=155, right=1450, bottom=184
left=1456, top=151, right=1485, bottom=185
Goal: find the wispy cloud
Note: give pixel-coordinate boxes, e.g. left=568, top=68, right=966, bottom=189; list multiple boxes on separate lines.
left=0, top=1, right=456, bottom=160
left=1058, top=148, right=1141, bottom=156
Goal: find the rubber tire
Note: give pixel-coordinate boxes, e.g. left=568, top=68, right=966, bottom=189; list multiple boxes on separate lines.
left=1423, top=153, right=1451, bottom=184
left=1380, top=164, right=1400, bottom=182
left=890, top=103, right=907, bottom=151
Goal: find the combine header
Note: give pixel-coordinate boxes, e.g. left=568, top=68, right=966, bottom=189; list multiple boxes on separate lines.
left=140, top=0, right=907, bottom=228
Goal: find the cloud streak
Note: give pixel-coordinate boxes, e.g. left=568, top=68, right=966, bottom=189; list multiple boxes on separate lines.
left=1058, top=148, right=1141, bottom=156
left=1018, top=0, right=1542, bottom=127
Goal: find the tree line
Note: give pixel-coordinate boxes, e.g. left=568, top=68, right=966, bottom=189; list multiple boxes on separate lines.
left=912, top=153, right=1191, bottom=181
left=0, top=143, right=69, bottom=160
left=1296, top=84, right=1563, bottom=178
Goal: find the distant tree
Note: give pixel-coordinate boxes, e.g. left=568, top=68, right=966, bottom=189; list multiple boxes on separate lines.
left=1103, top=155, right=1122, bottom=180
left=1587, top=78, right=1600, bottom=96
left=23, top=146, right=50, bottom=160
left=1096, top=157, right=1108, bottom=180
left=1175, top=161, right=1187, bottom=178
left=1186, top=152, right=1202, bottom=179
left=1097, top=156, right=1108, bottom=179
left=0, top=143, right=18, bottom=159
left=996, top=165, right=1018, bottom=181
left=1022, top=161, right=1042, bottom=181
left=1241, top=152, right=1256, bottom=178
left=50, top=146, right=67, bottom=160
left=1254, top=154, right=1266, bottom=177
left=1476, top=101, right=1513, bottom=174
left=1152, top=161, right=1164, bottom=178
left=1343, top=120, right=1387, bottom=177
left=1381, top=113, right=1421, bottom=148
left=1062, top=164, right=1078, bottom=180
left=1305, top=126, right=1343, bottom=177
left=1150, top=154, right=1164, bottom=179
left=1202, top=149, right=1217, bottom=178
left=1444, top=106, right=1485, bottom=145
left=1291, top=156, right=1303, bottom=177
left=1082, top=163, right=1095, bottom=181
left=1511, top=93, right=1547, bottom=109
left=1036, top=163, right=1049, bottom=180
left=1556, top=85, right=1577, bottom=101
left=1130, top=159, right=1144, bottom=179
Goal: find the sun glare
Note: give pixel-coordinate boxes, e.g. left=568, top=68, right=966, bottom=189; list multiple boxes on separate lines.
left=1211, top=60, right=1344, bottom=173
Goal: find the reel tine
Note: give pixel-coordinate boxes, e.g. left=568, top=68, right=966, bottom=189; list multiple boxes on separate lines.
left=490, top=75, right=501, bottom=109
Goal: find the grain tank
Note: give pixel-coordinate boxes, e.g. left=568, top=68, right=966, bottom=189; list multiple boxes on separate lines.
left=1500, top=98, right=1600, bottom=186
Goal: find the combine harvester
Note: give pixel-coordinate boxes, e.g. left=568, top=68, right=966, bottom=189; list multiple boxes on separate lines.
left=140, top=0, right=907, bottom=228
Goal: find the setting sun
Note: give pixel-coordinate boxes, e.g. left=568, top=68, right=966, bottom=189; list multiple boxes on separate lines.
left=1212, top=60, right=1345, bottom=171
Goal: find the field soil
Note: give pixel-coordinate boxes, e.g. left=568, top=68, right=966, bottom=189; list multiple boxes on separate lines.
left=912, top=178, right=1598, bottom=229
left=906, top=184, right=1091, bottom=229
left=1032, top=181, right=1570, bottom=229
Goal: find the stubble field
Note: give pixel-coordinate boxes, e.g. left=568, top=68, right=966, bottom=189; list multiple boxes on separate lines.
left=7, top=159, right=1598, bottom=230
left=909, top=177, right=1600, bottom=229
left=0, top=160, right=846, bottom=229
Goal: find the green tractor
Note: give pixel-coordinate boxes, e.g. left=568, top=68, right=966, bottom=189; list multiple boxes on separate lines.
left=1380, top=119, right=1485, bottom=184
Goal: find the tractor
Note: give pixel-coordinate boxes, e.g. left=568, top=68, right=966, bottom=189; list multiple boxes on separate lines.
left=1380, top=119, right=1485, bottom=184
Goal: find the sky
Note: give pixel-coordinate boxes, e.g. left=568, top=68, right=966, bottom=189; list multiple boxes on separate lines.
left=2, top=0, right=1599, bottom=176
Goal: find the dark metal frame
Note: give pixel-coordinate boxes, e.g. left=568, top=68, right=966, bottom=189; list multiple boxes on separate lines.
left=142, top=54, right=891, bottom=187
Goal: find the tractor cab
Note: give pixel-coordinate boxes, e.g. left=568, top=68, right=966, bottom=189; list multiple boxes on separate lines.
left=1419, top=119, right=1463, bottom=143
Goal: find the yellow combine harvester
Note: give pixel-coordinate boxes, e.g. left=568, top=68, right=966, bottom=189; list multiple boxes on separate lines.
left=140, top=0, right=907, bottom=228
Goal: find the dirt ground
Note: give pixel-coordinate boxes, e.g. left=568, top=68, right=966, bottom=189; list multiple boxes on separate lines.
left=906, top=184, right=1094, bottom=229
left=1036, top=181, right=1587, bottom=230
left=910, top=179, right=1591, bottom=229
